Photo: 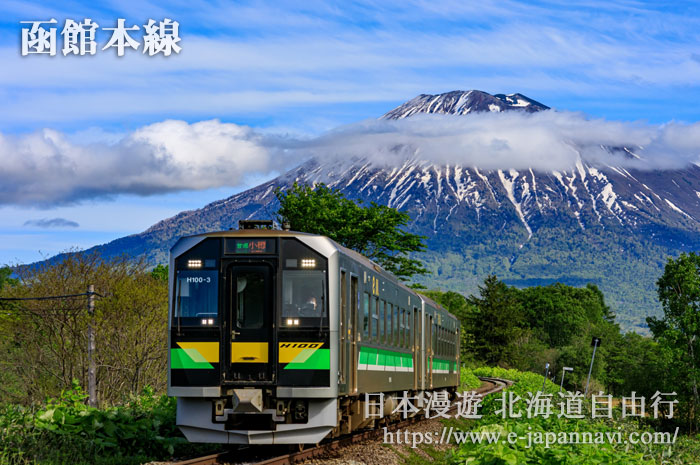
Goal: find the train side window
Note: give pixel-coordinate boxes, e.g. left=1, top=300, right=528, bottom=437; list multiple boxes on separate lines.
left=371, top=296, right=378, bottom=341
left=387, top=302, right=393, bottom=346
left=399, top=309, right=405, bottom=348
left=443, top=328, right=447, bottom=356
left=404, top=309, right=408, bottom=348
left=393, top=305, right=398, bottom=346
left=379, top=299, right=385, bottom=344
left=436, top=327, right=440, bottom=356
left=442, top=328, right=446, bottom=356
left=363, top=292, right=370, bottom=338
left=405, top=309, right=410, bottom=348
left=443, top=328, right=446, bottom=355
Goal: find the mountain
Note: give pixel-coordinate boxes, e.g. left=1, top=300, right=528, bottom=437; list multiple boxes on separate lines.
left=77, top=90, right=700, bottom=332
left=382, top=90, right=549, bottom=119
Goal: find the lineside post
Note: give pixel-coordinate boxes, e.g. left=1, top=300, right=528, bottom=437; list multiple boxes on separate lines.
left=87, top=284, right=96, bottom=407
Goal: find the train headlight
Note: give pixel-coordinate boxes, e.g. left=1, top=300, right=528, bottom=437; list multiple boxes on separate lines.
left=188, top=259, right=202, bottom=268
left=300, top=259, right=316, bottom=268
left=285, top=318, right=300, bottom=326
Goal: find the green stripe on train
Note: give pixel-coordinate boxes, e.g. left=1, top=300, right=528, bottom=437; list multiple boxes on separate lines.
left=170, top=348, right=214, bottom=369
left=358, top=347, right=455, bottom=371
left=284, top=348, right=330, bottom=370
left=358, top=347, right=413, bottom=368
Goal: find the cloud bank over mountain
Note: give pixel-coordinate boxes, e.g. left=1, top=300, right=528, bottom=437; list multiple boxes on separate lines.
left=3, top=111, right=700, bottom=207
left=0, top=120, right=281, bottom=206
left=304, top=111, right=700, bottom=171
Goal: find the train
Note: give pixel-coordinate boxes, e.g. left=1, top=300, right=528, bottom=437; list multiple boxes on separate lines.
left=168, top=221, right=460, bottom=444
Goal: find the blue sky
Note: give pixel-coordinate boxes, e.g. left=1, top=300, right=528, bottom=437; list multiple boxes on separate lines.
left=2, top=0, right=700, bottom=265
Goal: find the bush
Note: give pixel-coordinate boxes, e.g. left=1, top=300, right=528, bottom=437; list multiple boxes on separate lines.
left=442, top=367, right=698, bottom=465
left=0, top=382, right=207, bottom=465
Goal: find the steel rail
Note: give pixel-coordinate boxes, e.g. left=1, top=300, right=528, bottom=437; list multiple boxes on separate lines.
left=172, top=376, right=512, bottom=465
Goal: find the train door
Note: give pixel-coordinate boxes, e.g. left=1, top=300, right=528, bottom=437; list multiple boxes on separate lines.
left=413, top=307, right=420, bottom=390
left=426, top=314, right=433, bottom=389
left=225, top=262, right=274, bottom=383
left=339, top=270, right=347, bottom=391
left=350, top=275, right=358, bottom=393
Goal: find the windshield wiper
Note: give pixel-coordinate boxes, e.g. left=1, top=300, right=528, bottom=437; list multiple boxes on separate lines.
left=176, top=278, right=182, bottom=336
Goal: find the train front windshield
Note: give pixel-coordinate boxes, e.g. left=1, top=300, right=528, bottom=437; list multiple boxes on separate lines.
left=282, top=270, right=326, bottom=324
left=175, top=269, right=219, bottom=324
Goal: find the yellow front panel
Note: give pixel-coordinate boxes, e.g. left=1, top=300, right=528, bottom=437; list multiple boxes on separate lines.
left=278, top=342, right=323, bottom=363
left=176, top=342, right=219, bottom=363
left=231, top=342, right=268, bottom=363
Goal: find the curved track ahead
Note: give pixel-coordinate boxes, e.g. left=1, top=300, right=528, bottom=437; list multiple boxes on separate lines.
left=172, top=376, right=513, bottom=465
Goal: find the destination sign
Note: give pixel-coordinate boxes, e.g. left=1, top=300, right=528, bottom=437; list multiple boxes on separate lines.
left=226, top=238, right=275, bottom=255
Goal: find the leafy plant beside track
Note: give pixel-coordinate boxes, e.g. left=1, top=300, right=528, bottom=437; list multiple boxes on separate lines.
left=407, top=367, right=700, bottom=465
left=0, top=382, right=207, bottom=465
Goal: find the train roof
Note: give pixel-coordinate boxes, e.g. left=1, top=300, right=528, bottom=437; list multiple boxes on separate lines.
left=174, top=229, right=457, bottom=322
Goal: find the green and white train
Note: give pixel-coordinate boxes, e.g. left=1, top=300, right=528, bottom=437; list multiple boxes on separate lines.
left=168, top=224, right=460, bottom=444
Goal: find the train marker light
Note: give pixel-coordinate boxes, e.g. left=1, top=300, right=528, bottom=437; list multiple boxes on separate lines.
left=188, top=259, right=202, bottom=268
left=301, top=259, right=316, bottom=268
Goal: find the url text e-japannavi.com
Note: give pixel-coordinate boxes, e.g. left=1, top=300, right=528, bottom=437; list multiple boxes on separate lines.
left=382, top=426, right=679, bottom=449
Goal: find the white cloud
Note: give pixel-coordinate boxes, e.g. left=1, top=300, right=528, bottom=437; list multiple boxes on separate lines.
left=4, top=111, right=700, bottom=207
left=3, top=1, right=700, bottom=128
left=298, top=111, right=700, bottom=171
left=0, top=119, right=280, bottom=206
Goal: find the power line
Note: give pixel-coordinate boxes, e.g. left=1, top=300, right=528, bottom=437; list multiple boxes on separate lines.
left=0, top=291, right=104, bottom=301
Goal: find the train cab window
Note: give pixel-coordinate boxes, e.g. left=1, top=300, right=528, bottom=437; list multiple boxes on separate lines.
left=175, top=269, right=219, bottom=325
left=282, top=270, right=326, bottom=325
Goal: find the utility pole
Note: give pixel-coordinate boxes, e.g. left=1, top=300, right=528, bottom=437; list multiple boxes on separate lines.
left=87, top=285, right=96, bottom=407
left=584, top=337, right=601, bottom=397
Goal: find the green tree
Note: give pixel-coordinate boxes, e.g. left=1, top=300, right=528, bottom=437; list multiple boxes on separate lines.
left=151, top=264, right=168, bottom=282
left=648, top=252, right=700, bottom=432
left=604, top=332, right=669, bottom=398
left=0, top=253, right=168, bottom=405
left=465, top=275, right=524, bottom=366
left=276, top=182, right=427, bottom=280
left=420, top=290, right=470, bottom=321
left=0, top=266, right=17, bottom=291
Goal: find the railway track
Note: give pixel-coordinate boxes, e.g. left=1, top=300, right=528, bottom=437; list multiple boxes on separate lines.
left=171, top=376, right=512, bottom=465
